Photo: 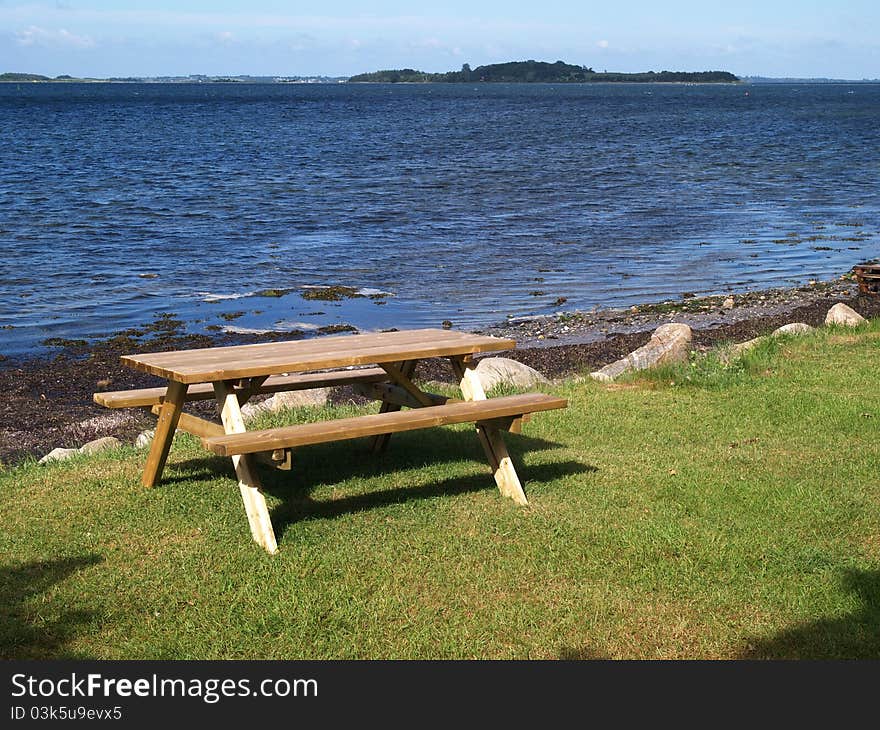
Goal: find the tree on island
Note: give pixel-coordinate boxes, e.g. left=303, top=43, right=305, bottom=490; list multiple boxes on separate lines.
left=348, top=60, right=738, bottom=84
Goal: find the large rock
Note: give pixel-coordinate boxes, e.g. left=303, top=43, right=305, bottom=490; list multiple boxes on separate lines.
left=590, top=323, right=692, bottom=382
left=39, top=436, right=122, bottom=465
left=773, top=322, right=814, bottom=336
left=79, top=436, right=121, bottom=455
left=720, top=322, right=814, bottom=363
left=825, top=303, right=866, bottom=327
left=240, top=387, right=331, bottom=420
left=725, top=336, right=767, bottom=360
left=38, top=447, right=79, bottom=464
left=474, top=357, right=549, bottom=392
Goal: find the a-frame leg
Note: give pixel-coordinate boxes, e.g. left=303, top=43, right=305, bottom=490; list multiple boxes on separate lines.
left=370, top=360, right=418, bottom=454
left=214, top=380, right=279, bottom=554
left=450, top=357, right=529, bottom=506
left=142, top=380, right=188, bottom=488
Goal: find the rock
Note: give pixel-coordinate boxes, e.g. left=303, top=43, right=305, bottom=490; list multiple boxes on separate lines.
left=134, top=430, right=155, bottom=449
left=241, top=388, right=331, bottom=420
left=79, top=436, right=121, bottom=455
left=723, top=336, right=768, bottom=362
left=590, top=323, right=692, bottom=382
left=39, top=447, right=79, bottom=464
left=722, top=296, right=735, bottom=309
left=474, top=357, right=550, bottom=392
left=721, top=322, right=815, bottom=363
left=825, top=303, right=866, bottom=327
left=773, top=322, right=814, bottom=336
left=271, top=388, right=331, bottom=409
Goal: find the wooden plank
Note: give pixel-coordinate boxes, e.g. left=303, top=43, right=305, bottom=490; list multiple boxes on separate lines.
left=94, top=367, right=390, bottom=409
left=120, top=329, right=515, bottom=383
left=141, top=380, right=187, bottom=488
left=450, top=355, right=487, bottom=402
left=380, top=362, right=436, bottom=407
left=451, top=355, right=528, bottom=505
left=371, top=360, right=417, bottom=454
left=481, top=425, right=529, bottom=506
left=149, top=405, right=225, bottom=438
left=254, top=449, right=292, bottom=471
left=202, top=393, right=567, bottom=456
left=214, top=381, right=278, bottom=555
left=352, top=381, right=450, bottom=410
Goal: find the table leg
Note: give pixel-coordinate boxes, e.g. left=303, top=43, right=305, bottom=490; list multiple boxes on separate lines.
left=214, top=380, right=279, bottom=555
left=142, top=380, right=188, bottom=488
left=371, top=360, right=418, bottom=453
left=449, top=356, right=529, bottom=506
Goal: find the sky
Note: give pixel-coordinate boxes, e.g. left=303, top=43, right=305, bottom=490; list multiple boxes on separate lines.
left=1, top=1, right=878, bottom=79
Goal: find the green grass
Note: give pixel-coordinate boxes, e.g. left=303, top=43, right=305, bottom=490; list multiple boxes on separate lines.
left=2, top=322, right=879, bottom=659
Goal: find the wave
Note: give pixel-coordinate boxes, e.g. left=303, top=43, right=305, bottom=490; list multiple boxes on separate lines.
left=197, top=291, right=256, bottom=302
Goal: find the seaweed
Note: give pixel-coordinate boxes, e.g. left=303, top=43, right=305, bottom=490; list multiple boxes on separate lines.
left=300, top=286, right=365, bottom=302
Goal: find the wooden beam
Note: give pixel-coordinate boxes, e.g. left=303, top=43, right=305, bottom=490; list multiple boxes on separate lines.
left=352, top=381, right=449, bottom=410
left=201, top=393, right=567, bottom=455
left=371, top=360, right=418, bottom=453
left=150, top=405, right=224, bottom=438
left=141, top=380, right=188, bottom=488
left=214, top=380, right=278, bottom=555
left=380, top=362, right=435, bottom=407
left=450, top=355, right=529, bottom=505
left=94, top=367, right=390, bottom=409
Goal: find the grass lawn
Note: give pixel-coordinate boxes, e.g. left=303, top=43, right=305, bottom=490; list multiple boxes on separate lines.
left=2, top=322, right=878, bottom=659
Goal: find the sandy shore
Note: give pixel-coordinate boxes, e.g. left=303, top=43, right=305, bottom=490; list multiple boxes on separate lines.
left=2, top=276, right=877, bottom=465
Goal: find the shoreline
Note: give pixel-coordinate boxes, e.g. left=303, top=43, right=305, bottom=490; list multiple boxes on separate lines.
left=2, top=276, right=878, bottom=466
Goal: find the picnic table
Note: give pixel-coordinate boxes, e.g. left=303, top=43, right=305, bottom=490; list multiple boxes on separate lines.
left=95, top=328, right=566, bottom=554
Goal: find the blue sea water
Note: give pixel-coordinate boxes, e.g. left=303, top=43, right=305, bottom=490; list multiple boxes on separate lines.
left=1, top=81, right=878, bottom=356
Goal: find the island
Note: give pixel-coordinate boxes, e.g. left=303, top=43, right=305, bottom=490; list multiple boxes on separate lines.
left=348, top=60, right=739, bottom=84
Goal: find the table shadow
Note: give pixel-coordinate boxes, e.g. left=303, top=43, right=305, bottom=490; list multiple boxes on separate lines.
left=0, top=554, right=104, bottom=659
left=167, top=424, right=569, bottom=487
left=163, top=427, right=594, bottom=541
left=269, top=458, right=595, bottom=539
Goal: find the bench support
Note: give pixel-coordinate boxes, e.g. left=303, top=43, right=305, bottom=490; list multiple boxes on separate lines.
left=142, top=381, right=188, bottom=488
left=450, top=356, right=528, bottom=506
left=371, top=360, right=418, bottom=453
left=214, top=380, right=279, bottom=555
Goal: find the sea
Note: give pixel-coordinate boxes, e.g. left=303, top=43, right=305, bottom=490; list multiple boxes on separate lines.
left=1, top=81, right=878, bottom=356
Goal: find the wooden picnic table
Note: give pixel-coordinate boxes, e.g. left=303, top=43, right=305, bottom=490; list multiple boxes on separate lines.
left=96, top=328, right=566, bottom=554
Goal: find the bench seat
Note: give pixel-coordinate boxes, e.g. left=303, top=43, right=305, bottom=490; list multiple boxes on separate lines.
left=93, top=367, right=390, bottom=408
left=202, top=393, right=567, bottom=456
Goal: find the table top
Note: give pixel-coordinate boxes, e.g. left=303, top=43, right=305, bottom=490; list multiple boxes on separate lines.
left=121, top=328, right=516, bottom=384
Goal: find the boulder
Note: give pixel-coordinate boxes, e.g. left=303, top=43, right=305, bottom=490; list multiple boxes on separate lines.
left=474, top=357, right=550, bottom=392
left=721, top=322, right=814, bottom=363
left=241, top=387, right=331, bottom=420
left=773, top=322, right=813, bottom=336
left=38, top=447, right=79, bottom=464
left=590, top=323, right=692, bottom=382
left=727, top=336, right=767, bottom=359
left=825, top=303, right=866, bottom=327
left=79, top=436, right=121, bottom=455
left=722, top=296, right=735, bottom=310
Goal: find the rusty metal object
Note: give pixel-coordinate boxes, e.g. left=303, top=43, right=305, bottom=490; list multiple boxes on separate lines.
left=853, top=263, right=880, bottom=296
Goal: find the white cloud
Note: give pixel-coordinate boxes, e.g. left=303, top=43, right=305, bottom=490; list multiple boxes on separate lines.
left=15, top=25, right=94, bottom=49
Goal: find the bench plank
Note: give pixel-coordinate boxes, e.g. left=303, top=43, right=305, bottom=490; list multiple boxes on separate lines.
left=94, top=367, right=390, bottom=408
left=202, top=393, right=567, bottom=456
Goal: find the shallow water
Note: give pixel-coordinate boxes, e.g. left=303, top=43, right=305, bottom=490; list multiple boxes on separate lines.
left=1, top=82, right=878, bottom=355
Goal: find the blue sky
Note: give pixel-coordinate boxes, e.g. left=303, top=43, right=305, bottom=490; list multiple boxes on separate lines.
left=1, top=1, right=877, bottom=78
